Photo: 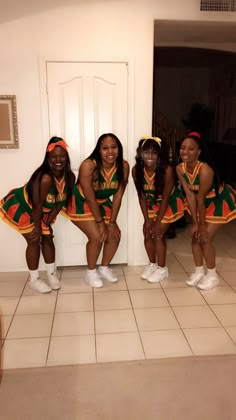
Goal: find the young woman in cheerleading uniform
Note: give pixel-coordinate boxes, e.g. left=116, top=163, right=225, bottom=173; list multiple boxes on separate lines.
left=176, top=132, right=236, bottom=290
left=0, top=137, right=75, bottom=293
left=64, top=133, right=129, bottom=288
left=132, top=137, right=185, bottom=283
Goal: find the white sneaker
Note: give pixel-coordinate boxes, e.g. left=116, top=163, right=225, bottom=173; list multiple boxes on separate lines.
left=29, top=278, right=52, bottom=294
left=47, top=273, right=61, bottom=290
left=141, top=263, right=157, bottom=280
left=197, top=273, right=220, bottom=290
left=85, top=269, right=103, bottom=288
left=147, top=266, right=168, bottom=283
left=186, top=271, right=205, bottom=287
left=98, top=266, right=118, bottom=283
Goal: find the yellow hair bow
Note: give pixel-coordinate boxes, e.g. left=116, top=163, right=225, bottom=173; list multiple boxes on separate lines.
left=140, top=136, right=162, bottom=148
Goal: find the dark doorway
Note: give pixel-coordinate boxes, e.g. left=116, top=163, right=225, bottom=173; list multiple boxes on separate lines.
left=153, top=46, right=236, bottom=185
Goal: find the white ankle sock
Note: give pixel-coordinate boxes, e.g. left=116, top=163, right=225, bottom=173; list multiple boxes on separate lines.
left=207, top=267, right=216, bottom=275
left=195, top=266, right=204, bottom=274
left=46, top=263, right=55, bottom=277
left=29, top=269, right=40, bottom=282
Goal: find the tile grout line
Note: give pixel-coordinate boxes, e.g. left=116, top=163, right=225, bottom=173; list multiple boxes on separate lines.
left=2, top=273, right=29, bottom=345
left=93, top=281, right=98, bottom=363
left=2, top=245, right=236, bottom=368
left=123, top=268, right=147, bottom=360
left=168, top=251, right=191, bottom=277
left=206, top=302, right=236, bottom=348
left=45, top=283, right=60, bottom=366
left=160, top=281, right=194, bottom=355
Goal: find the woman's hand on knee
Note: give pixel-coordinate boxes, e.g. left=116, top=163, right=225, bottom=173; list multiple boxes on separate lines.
left=28, top=227, right=42, bottom=242
left=97, top=221, right=108, bottom=243
left=190, top=222, right=199, bottom=241
left=107, top=222, right=121, bottom=241
left=199, top=224, right=209, bottom=245
left=41, top=234, right=54, bottom=245
left=143, top=220, right=154, bottom=239
left=154, top=221, right=163, bottom=240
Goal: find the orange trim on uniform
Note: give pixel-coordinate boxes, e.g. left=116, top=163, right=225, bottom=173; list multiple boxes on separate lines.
left=78, top=184, right=85, bottom=198
left=60, top=209, right=111, bottom=224
left=77, top=184, right=107, bottom=204
left=102, top=163, right=117, bottom=184
left=183, top=161, right=203, bottom=184
left=148, top=209, right=184, bottom=223
left=0, top=208, right=51, bottom=235
left=144, top=168, right=155, bottom=184
left=185, top=207, right=236, bottom=224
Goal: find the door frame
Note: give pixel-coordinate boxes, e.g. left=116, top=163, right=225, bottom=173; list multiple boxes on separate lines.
left=38, top=56, right=136, bottom=266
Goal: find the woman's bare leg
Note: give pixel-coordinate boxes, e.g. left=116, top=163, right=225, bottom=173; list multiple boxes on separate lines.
left=200, top=223, right=222, bottom=269
left=41, top=235, right=55, bottom=264
left=101, top=225, right=120, bottom=266
left=23, top=234, right=51, bottom=293
left=192, top=235, right=204, bottom=267
left=41, top=234, right=60, bottom=290
left=144, top=236, right=156, bottom=263
left=197, top=223, right=222, bottom=290
left=155, top=224, right=170, bottom=267
left=72, top=220, right=102, bottom=269
left=186, top=231, right=205, bottom=287
left=23, top=234, right=41, bottom=270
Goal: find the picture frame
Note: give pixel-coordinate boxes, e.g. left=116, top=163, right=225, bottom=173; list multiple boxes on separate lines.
left=0, top=95, right=19, bottom=149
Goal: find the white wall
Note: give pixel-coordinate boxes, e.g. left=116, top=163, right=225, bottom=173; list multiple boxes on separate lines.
left=0, top=0, right=236, bottom=270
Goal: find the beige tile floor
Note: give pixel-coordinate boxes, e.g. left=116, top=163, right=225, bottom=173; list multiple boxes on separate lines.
left=1, top=222, right=236, bottom=369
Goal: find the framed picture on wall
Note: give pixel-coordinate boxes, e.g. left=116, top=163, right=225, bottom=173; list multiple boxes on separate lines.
left=0, top=95, right=19, bottom=149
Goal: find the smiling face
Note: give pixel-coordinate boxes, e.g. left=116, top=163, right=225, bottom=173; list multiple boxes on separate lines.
left=141, top=147, right=159, bottom=169
left=48, top=146, right=68, bottom=175
left=99, top=135, right=119, bottom=167
left=179, top=137, right=201, bottom=165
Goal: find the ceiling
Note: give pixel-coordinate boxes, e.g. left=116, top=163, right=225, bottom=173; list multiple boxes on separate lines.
left=0, top=2, right=235, bottom=46
left=154, top=20, right=236, bottom=45
left=0, top=0, right=111, bottom=24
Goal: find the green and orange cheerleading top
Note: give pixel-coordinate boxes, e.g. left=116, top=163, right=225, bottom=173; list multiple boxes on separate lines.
left=63, top=160, right=119, bottom=222
left=143, top=168, right=185, bottom=223
left=180, top=161, right=236, bottom=223
left=0, top=177, right=67, bottom=235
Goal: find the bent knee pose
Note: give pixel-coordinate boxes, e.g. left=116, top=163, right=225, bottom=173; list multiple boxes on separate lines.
left=0, top=137, right=75, bottom=293
left=177, top=131, right=236, bottom=290
left=132, top=137, right=185, bottom=283
left=64, top=133, right=129, bottom=288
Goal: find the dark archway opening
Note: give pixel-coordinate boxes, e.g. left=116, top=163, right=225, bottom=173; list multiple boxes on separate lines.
left=153, top=46, right=236, bottom=185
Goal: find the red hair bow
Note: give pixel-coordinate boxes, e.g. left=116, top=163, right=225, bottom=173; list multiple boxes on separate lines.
left=188, top=132, right=201, bottom=139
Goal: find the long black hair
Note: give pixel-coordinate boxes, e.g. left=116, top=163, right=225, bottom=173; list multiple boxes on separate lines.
left=134, top=137, right=169, bottom=198
left=179, top=132, right=221, bottom=195
left=26, top=136, right=74, bottom=205
left=81, top=133, right=125, bottom=186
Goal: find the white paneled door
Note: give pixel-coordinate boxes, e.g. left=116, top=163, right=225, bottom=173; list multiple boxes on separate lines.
left=46, top=61, right=128, bottom=266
